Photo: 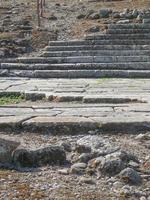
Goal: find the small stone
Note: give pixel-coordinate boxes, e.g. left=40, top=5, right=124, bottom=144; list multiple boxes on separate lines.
left=75, top=145, right=91, bottom=154
left=99, top=9, right=112, bottom=18
left=60, top=141, right=72, bottom=152
left=117, top=19, right=130, bottom=24
left=113, top=181, right=123, bottom=189
left=55, top=3, right=60, bottom=6
left=58, top=169, right=69, bottom=175
left=98, top=158, right=126, bottom=177
left=132, top=9, right=139, bottom=18
left=88, top=13, right=100, bottom=20
left=85, top=26, right=100, bottom=33
left=135, top=133, right=150, bottom=141
left=77, top=14, right=86, bottom=19
left=119, top=168, right=142, bottom=185
left=70, top=163, right=87, bottom=175
left=128, top=161, right=140, bottom=169
left=112, top=13, right=120, bottom=18
left=48, top=14, right=57, bottom=20
left=79, top=177, right=96, bottom=184
left=85, top=10, right=95, bottom=19
left=0, top=137, right=20, bottom=164
left=107, top=150, right=139, bottom=163
left=137, top=14, right=143, bottom=21
left=12, top=145, right=66, bottom=168
left=126, top=14, right=134, bottom=19
left=88, top=156, right=105, bottom=169
left=140, top=197, right=147, bottom=200
left=76, top=135, right=110, bottom=152
left=78, top=153, right=93, bottom=163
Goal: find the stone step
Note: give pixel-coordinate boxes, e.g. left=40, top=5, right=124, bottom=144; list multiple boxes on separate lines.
left=45, top=45, right=150, bottom=51
left=85, top=33, right=150, bottom=40
left=108, top=24, right=150, bottom=29
left=1, top=62, right=150, bottom=70
left=41, top=50, right=150, bottom=57
left=1, top=69, right=150, bottom=78
left=143, top=14, right=150, bottom=19
left=143, top=19, right=150, bottom=24
left=107, top=29, right=150, bottom=34
left=0, top=114, right=150, bottom=134
left=48, top=40, right=150, bottom=46
left=1, top=56, right=150, bottom=64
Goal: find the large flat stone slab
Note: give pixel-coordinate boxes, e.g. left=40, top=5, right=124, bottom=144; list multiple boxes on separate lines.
left=0, top=116, right=32, bottom=131
left=22, top=116, right=96, bottom=135
left=0, top=78, right=150, bottom=103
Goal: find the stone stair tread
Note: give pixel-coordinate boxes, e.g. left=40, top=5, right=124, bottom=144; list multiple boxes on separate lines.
left=108, top=24, right=150, bottom=29
left=1, top=69, right=150, bottom=78
left=40, top=49, right=150, bottom=56
left=1, top=62, right=150, bottom=70
left=1, top=22, right=150, bottom=79
left=45, top=45, right=150, bottom=51
left=85, top=34, right=150, bottom=40
left=1, top=55, right=149, bottom=64
left=0, top=113, right=150, bottom=134
left=48, top=40, right=150, bottom=46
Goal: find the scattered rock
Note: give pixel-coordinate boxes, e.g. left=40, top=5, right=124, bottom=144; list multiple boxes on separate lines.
left=0, top=137, right=20, bottom=164
left=12, top=145, right=66, bottom=168
left=106, top=150, right=139, bottom=164
left=113, top=181, right=123, bottom=189
left=78, top=153, right=93, bottom=163
left=48, top=14, right=57, bottom=20
left=140, top=197, right=147, bottom=200
left=77, top=14, right=86, bottom=19
left=75, top=144, right=91, bottom=154
left=116, top=19, right=130, bottom=24
left=119, top=168, right=142, bottom=185
left=135, top=133, right=150, bottom=141
left=85, top=26, right=100, bottom=33
left=98, top=158, right=126, bottom=177
left=70, top=162, right=87, bottom=175
left=79, top=177, right=96, bottom=184
left=76, top=135, right=110, bottom=152
left=88, top=156, right=105, bottom=169
left=85, top=10, right=95, bottom=19
left=137, top=14, right=143, bottom=21
left=132, top=9, right=139, bottom=18
left=58, top=168, right=69, bottom=175
left=99, top=9, right=112, bottom=18
left=112, top=12, right=120, bottom=19
left=88, top=13, right=100, bottom=20
left=60, top=141, right=72, bottom=152
left=128, top=161, right=140, bottom=169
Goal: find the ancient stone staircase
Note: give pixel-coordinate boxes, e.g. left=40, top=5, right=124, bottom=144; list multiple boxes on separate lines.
left=1, top=23, right=150, bottom=78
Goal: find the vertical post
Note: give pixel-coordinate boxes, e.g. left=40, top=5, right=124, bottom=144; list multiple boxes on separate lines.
left=37, top=0, right=41, bottom=27
left=40, top=0, right=43, bottom=17
left=12, top=0, right=16, bottom=5
left=43, top=0, right=46, bottom=7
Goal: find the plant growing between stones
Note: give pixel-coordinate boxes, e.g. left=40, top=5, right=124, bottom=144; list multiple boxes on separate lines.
left=0, top=94, right=25, bottom=105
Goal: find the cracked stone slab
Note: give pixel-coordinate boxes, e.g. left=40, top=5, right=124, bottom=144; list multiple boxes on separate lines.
left=0, top=107, right=34, bottom=116
left=22, top=116, right=97, bottom=135
left=0, top=78, right=149, bottom=103
left=0, top=116, right=33, bottom=131
left=20, top=114, right=150, bottom=134
left=91, top=114, right=150, bottom=133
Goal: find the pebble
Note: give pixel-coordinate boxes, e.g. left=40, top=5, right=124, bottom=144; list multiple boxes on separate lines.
left=58, top=168, right=69, bottom=175
left=79, top=177, right=96, bottom=185
left=119, top=168, right=142, bottom=185
left=140, top=197, right=147, bottom=200
left=70, top=163, right=87, bottom=174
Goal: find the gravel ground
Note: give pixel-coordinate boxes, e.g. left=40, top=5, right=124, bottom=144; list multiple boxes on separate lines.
left=0, top=132, right=149, bottom=200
